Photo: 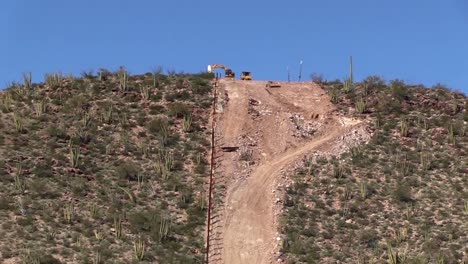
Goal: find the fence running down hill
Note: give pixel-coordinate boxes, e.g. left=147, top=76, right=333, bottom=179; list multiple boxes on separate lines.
left=206, top=77, right=219, bottom=263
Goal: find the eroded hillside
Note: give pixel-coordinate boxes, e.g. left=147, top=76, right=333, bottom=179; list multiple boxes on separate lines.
left=208, top=80, right=370, bottom=264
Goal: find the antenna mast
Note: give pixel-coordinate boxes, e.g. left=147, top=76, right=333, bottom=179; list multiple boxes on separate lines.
left=298, top=60, right=303, bottom=82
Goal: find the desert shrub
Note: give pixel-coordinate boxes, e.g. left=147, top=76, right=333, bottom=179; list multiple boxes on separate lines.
left=390, top=79, right=408, bottom=101
left=192, top=82, right=211, bottom=96
left=168, top=102, right=191, bottom=118
left=0, top=195, right=13, bottom=210
left=70, top=178, right=90, bottom=197
left=178, top=90, right=191, bottom=100
left=33, top=159, right=54, bottom=178
left=394, top=181, right=412, bottom=203
left=136, top=112, right=146, bottom=126
left=175, top=78, right=185, bottom=89
left=310, top=73, right=325, bottom=83
left=30, top=179, right=61, bottom=199
left=97, top=68, right=113, bottom=80
left=39, top=254, right=63, bottom=264
left=149, top=104, right=166, bottom=115
left=194, top=163, right=206, bottom=175
left=17, top=215, right=34, bottom=226
left=165, top=92, right=177, bottom=102
left=358, top=228, right=379, bottom=248
left=147, top=117, right=169, bottom=135
left=193, top=71, right=214, bottom=80
left=193, top=100, right=210, bottom=110
left=151, top=91, right=163, bottom=101
left=0, top=160, right=5, bottom=177
left=115, top=161, right=139, bottom=181
left=190, top=76, right=208, bottom=86
left=363, top=75, right=386, bottom=89
left=47, top=125, right=69, bottom=140
left=377, top=96, right=403, bottom=114
left=239, top=150, right=252, bottom=161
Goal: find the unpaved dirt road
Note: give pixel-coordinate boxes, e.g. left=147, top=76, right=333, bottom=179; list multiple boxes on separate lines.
left=212, top=80, right=360, bottom=264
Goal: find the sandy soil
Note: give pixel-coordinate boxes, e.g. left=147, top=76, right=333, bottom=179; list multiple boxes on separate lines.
left=207, top=80, right=365, bottom=264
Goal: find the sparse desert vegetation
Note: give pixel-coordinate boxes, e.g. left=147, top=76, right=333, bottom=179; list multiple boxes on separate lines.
left=281, top=76, right=467, bottom=263
left=0, top=65, right=466, bottom=264
left=0, top=69, right=213, bottom=263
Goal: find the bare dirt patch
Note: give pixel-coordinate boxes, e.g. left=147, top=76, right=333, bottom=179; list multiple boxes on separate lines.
left=209, top=80, right=369, bottom=264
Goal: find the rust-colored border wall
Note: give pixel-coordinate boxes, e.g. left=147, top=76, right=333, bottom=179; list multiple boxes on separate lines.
left=206, top=76, right=218, bottom=263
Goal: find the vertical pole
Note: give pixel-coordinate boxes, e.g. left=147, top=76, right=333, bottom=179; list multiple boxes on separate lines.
left=287, top=66, right=290, bottom=83
left=298, top=60, right=303, bottom=82
left=206, top=79, right=217, bottom=264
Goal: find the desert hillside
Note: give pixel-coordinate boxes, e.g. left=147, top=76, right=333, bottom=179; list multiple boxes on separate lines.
left=0, top=70, right=466, bottom=264
left=0, top=69, right=213, bottom=263
left=279, top=78, right=467, bottom=263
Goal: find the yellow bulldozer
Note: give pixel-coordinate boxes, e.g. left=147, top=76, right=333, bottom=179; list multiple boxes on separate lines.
left=240, top=71, right=252, bottom=81
left=207, top=64, right=235, bottom=79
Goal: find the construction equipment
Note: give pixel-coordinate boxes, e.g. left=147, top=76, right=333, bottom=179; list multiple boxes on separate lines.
left=240, top=71, right=252, bottom=81
left=207, top=64, right=235, bottom=79
left=265, top=81, right=281, bottom=88
left=225, top=69, right=235, bottom=79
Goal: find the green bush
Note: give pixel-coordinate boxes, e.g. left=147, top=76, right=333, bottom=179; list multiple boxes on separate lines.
left=363, top=75, right=386, bottom=89
left=192, top=71, right=214, bottom=80
left=390, top=79, right=408, bottom=101
left=191, top=79, right=211, bottom=96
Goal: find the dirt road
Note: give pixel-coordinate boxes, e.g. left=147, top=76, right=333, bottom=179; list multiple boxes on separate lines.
left=212, top=80, right=357, bottom=264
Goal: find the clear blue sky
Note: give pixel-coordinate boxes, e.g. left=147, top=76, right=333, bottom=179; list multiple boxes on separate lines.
left=2, top=0, right=468, bottom=93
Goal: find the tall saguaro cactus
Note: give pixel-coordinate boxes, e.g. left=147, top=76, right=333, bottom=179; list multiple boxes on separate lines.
left=349, top=55, right=353, bottom=84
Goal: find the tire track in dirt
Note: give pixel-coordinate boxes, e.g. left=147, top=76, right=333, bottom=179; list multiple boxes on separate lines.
left=222, top=126, right=345, bottom=264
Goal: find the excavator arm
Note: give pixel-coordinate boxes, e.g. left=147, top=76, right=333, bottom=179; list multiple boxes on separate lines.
left=207, top=64, right=227, bottom=73
left=207, top=64, right=235, bottom=79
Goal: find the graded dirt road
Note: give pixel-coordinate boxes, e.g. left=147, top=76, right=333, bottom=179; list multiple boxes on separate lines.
left=212, top=80, right=359, bottom=264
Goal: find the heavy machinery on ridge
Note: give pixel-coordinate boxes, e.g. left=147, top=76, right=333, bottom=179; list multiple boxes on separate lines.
left=207, top=64, right=235, bottom=79
left=240, top=71, right=252, bottom=81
